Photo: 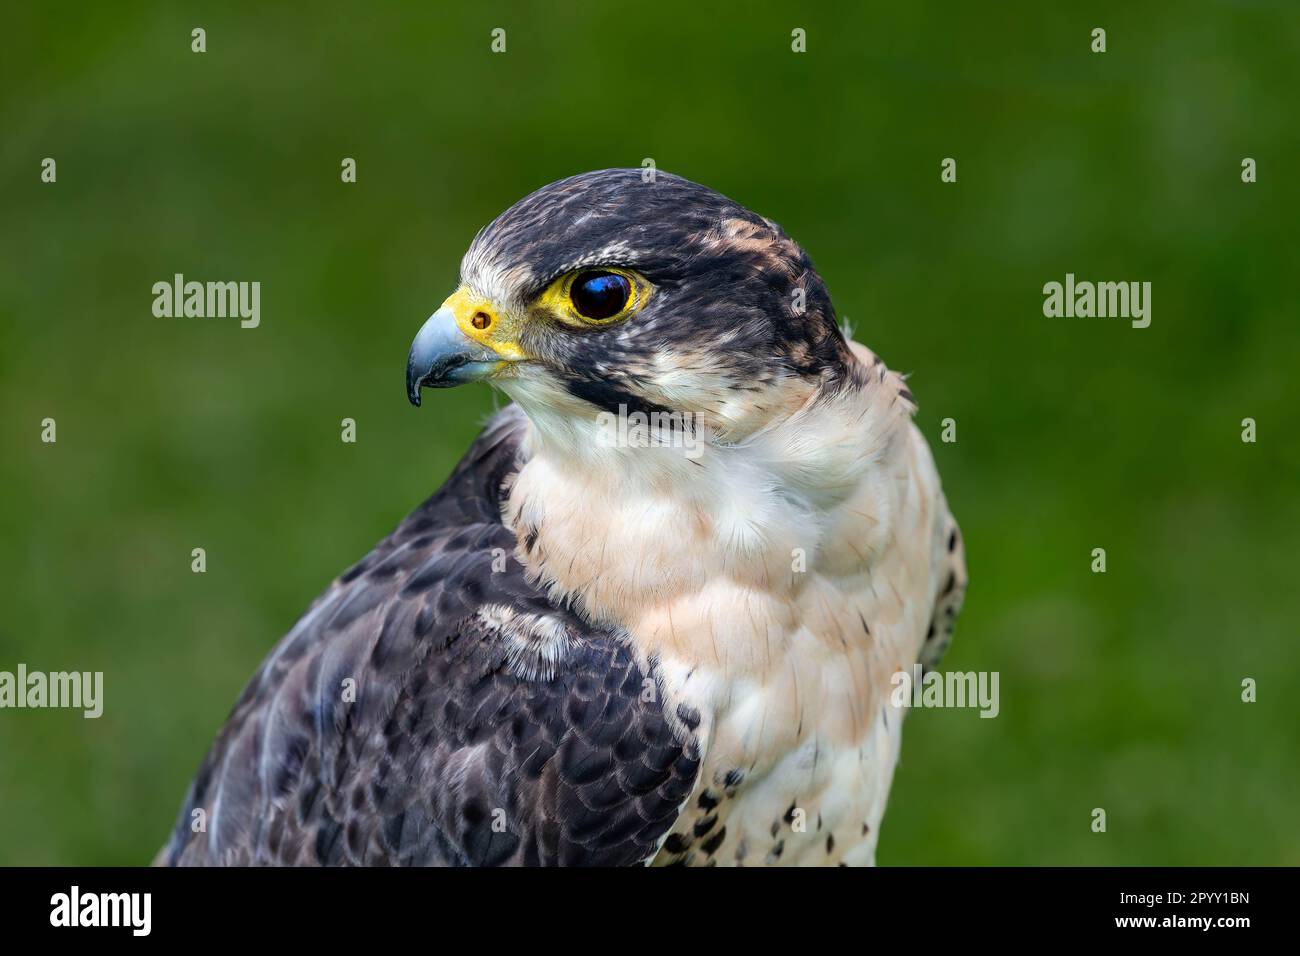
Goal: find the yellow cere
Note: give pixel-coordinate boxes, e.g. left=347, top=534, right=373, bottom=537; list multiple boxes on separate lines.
left=442, top=286, right=529, bottom=361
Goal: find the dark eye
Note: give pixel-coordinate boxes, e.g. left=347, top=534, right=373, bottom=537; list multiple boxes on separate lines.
left=570, top=271, right=632, bottom=320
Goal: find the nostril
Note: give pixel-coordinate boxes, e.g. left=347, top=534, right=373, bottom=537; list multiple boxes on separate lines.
left=471, top=312, right=491, bottom=330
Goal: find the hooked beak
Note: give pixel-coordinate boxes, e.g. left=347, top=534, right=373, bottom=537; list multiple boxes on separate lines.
left=405, top=306, right=504, bottom=406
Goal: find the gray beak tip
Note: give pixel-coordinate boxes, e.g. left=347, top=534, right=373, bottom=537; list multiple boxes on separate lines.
left=406, top=358, right=426, bottom=407
left=405, top=305, right=501, bottom=404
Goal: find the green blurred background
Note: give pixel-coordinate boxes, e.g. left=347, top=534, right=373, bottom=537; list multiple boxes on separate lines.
left=1, top=1, right=1297, bottom=865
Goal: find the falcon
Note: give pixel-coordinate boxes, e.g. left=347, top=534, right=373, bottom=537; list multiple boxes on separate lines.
left=161, top=169, right=967, bottom=866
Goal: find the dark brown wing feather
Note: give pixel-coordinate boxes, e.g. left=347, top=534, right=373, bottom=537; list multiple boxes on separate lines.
left=919, top=512, right=967, bottom=672
left=162, top=407, right=700, bottom=866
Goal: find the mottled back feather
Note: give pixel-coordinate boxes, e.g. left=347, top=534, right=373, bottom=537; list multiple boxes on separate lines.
left=163, top=407, right=700, bottom=866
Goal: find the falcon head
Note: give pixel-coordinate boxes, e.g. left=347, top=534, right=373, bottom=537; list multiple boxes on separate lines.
left=406, top=169, right=856, bottom=442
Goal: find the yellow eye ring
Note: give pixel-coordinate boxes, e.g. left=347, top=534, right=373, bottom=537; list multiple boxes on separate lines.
left=539, top=267, right=649, bottom=326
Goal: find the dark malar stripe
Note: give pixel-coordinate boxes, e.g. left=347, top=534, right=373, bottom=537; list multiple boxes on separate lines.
left=564, top=377, right=686, bottom=430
